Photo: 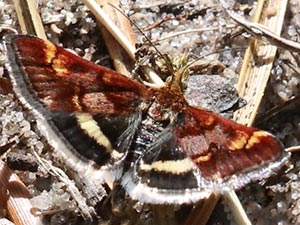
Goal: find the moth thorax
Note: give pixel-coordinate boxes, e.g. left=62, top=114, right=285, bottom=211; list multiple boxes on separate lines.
left=148, top=101, right=172, bottom=122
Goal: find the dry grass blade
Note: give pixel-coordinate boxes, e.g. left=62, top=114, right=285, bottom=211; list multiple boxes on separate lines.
left=233, top=0, right=288, bottom=126
left=189, top=0, right=289, bottom=224
left=184, top=194, right=218, bottom=225
left=0, top=161, right=43, bottom=225
left=11, top=0, right=46, bottom=38
left=230, top=0, right=288, bottom=223
left=84, top=0, right=166, bottom=86
left=222, top=191, right=251, bottom=225
left=93, top=0, right=136, bottom=77
left=82, top=0, right=136, bottom=60
left=186, top=191, right=251, bottom=225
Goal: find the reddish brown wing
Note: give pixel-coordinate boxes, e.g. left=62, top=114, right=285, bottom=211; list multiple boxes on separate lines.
left=5, top=35, right=149, bottom=181
left=6, top=35, right=150, bottom=116
left=122, top=104, right=289, bottom=204
left=174, top=105, right=289, bottom=182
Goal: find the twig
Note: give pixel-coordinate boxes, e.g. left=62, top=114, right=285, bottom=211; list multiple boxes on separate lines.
left=31, top=149, right=96, bottom=221
left=226, top=10, right=300, bottom=53
left=11, top=0, right=46, bottom=38
left=143, top=15, right=175, bottom=31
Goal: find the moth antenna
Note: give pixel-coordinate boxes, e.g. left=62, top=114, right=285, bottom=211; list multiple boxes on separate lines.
left=108, top=3, right=175, bottom=74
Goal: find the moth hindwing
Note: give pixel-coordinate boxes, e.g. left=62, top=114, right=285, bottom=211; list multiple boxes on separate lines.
left=5, top=35, right=290, bottom=204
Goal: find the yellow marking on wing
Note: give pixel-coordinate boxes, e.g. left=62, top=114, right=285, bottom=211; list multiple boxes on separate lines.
left=246, top=130, right=269, bottom=149
left=111, top=149, right=124, bottom=160
left=194, top=152, right=212, bottom=163
left=52, top=54, right=69, bottom=75
left=72, top=95, right=82, bottom=111
left=204, top=115, right=215, bottom=126
left=76, top=113, right=113, bottom=153
left=228, top=130, right=249, bottom=151
left=44, top=41, right=56, bottom=64
left=140, top=158, right=194, bottom=175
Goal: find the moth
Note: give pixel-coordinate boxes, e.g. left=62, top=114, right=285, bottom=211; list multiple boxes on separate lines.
left=5, top=35, right=289, bottom=204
